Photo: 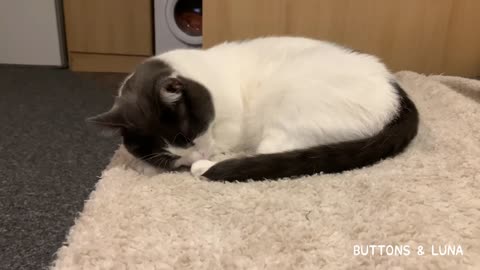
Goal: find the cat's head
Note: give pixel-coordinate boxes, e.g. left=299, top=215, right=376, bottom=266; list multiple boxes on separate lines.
left=87, top=58, right=215, bottom=170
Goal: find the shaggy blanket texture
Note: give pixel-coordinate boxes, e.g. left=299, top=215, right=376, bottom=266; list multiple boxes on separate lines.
left=53, top=71, right=480, bottom=270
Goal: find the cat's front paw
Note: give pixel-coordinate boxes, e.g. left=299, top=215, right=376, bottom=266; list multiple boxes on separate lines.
left=191, top=160, right=216, bottom=177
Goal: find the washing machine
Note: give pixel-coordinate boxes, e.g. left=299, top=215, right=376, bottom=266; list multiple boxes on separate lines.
left=154, top=0, right=202, bottom=54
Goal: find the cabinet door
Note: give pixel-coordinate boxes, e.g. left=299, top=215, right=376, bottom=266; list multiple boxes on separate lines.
left=203, top=0, right=480, bottom=77
left=64, top=0, right=152, bottom=56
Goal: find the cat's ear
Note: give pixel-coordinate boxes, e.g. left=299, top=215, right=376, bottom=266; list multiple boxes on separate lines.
left=157, top=77, right=183, bottom=105
left=86, top=104, right=126, bottom=137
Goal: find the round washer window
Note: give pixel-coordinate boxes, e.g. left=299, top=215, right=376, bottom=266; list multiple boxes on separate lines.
left=166, top=0, right=202, bottom=45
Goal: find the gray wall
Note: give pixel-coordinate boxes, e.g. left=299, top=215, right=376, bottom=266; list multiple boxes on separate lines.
left=0, top=0, right=64, bottom=66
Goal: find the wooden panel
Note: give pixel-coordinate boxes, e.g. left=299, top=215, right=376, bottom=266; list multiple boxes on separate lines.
left=64, top=0, right=153, bottom=56
left=203, top=0, right=480, bottom=77
left=443, top=0, right=480, bottom=76
left=69, top=52, right=147, bottom=73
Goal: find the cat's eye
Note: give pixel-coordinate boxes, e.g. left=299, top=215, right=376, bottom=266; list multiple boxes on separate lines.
left=173, top=135, right=193, bottom=147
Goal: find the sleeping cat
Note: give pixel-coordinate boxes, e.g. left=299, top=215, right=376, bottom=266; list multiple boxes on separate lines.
left=88, top=37, right=419, bottom=182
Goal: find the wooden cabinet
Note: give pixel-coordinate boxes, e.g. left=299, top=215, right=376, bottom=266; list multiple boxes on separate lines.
left=63, top=0, right=153, bottom=72
left=203, top=0, right=480, bottom=77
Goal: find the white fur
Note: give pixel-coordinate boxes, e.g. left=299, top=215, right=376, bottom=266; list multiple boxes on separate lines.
left=160, top=88, right=182, bottom=104
left=160, top=73, right=182, bottom=104
left=190, top=160, right=217, bottom=177
left=153, top=37, right=400, bottom=173
left=117, top=73, right=133, bottom=96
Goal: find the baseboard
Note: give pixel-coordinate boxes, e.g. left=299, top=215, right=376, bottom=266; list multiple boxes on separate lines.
left=68, top=52, right=148, bottom=73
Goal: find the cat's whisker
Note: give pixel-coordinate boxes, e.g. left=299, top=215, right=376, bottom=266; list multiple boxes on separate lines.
left=140, top=152, right=164, bottom=161
left=125, top=152, right=161, bottom=168
left=163, top=157, right=172, bottom=169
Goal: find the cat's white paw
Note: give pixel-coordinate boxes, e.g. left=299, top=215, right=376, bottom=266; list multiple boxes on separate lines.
left=191, top=160, right=216, bottom=177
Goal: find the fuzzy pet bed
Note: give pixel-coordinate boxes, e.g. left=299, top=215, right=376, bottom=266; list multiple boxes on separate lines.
left=53, top=71, right=480, bottom=270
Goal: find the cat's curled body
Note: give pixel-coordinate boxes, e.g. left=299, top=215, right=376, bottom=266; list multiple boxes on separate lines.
left=89, top=37, right=418, bottom=181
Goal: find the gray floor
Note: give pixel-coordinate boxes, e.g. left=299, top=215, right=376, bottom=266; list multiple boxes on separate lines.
left=0, top=66, right=124, bottom=270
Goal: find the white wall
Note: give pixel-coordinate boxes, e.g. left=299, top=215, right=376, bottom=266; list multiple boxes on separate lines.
left=0, top=0, right=64, bottom=66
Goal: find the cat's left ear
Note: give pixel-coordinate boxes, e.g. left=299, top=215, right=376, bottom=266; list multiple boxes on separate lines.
left=86, top=103, right=126, bottom=137
left=157, top=77, right=184, bottom=105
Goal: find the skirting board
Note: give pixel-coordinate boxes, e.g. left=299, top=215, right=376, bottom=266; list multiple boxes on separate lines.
left=68, top=52, right=147, bottom=73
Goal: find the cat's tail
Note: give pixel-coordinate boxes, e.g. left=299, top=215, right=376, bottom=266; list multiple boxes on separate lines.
left=202, top=82, right=419, bottom=182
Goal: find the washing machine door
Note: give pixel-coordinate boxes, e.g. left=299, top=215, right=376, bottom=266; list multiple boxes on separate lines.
left=166, top=0, right=202, bottom=46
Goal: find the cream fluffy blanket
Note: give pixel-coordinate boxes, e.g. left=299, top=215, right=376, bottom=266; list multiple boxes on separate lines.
left=53, top=71, right=480, bottom=270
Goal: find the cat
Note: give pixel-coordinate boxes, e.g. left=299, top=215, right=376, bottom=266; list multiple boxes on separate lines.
left=88, top=36, right=419, bottom=182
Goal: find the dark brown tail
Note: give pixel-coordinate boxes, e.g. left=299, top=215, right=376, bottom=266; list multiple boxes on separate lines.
left=203, top=82, right=419, bottom=182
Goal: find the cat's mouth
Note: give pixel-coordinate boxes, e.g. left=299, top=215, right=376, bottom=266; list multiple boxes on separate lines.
left=139, top=152, right=210, bottom=172
left=131, top=148, right=212, bottom=172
